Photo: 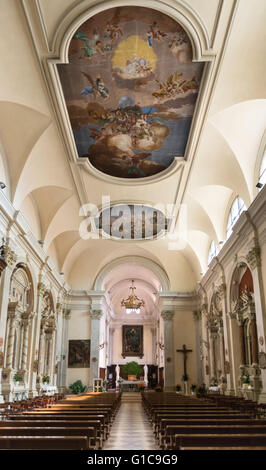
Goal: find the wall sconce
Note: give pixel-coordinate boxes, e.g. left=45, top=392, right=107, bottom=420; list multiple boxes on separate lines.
left=99, top=343, right=105, bottom=349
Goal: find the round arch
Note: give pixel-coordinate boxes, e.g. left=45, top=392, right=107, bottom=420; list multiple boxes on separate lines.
left=53, top=0, right=212, bottom=64
left=93, top=255, right=170, bottom=291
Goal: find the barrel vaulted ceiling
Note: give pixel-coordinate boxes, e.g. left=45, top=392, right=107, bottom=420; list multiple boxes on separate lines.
left=0, top=0, right=265, bottom=291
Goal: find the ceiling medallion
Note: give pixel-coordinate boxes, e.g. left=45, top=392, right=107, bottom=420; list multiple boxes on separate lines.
left=57, top=6, right=204, bottom=179
left=121, top=280, right=145, bottom=314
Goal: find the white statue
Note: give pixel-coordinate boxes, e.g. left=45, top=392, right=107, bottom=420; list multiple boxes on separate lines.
left=144, top=364, right=148, bottom=387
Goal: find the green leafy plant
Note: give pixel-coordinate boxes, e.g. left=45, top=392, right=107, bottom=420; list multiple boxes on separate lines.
left=42, top=375, right=50, bottom=384
left=176, top=384, right=181, bottom=391
left=190, top=384, right=197, bottom=392
left=121, top=361, right=142, bottom=377
left=243, top=374, right=250, bottom=384
left=13, top=373, right=22, bottom=382
left=69, top=380, right=86, bottom=394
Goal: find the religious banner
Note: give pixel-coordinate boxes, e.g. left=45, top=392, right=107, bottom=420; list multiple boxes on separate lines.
left=68, top=340, right=91, bottom=368
left=122, top=325, right=143, bottom=358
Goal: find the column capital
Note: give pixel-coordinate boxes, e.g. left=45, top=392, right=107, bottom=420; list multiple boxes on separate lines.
left=193, top=310, right=202, bottom=321
left=246, top=246, right=261, bottom=270
left=161, top=310, right=175, bottom=321
left=0, top=257, right=7, bottom=276
left=90, top=309, right=103, bottom=320
left=63, top=309, right=71, bottom=320
left=3, top=246, right=17, bottom=269
left=217, top=283, right=226, bottom=299
left=37, top=282, right=46, bottom=298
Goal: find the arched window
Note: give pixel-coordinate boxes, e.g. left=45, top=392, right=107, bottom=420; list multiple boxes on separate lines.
left=257, top=151, right=266, bottom=191
left=226, top=197, right=246, bottom=239
left=208, top=240, right=218, bottom=265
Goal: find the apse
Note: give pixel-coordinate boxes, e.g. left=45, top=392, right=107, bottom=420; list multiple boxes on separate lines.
left=57, top=6, right=204, bottom=179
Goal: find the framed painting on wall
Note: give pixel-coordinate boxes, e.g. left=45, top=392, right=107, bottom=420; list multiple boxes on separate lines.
left=122, top=325, right=143, bottom=358
left=68, top=339, right=90, bottom=368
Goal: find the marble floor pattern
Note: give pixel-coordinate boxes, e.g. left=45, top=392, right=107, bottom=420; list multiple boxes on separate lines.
left=103, top=397, right=159, bottom=450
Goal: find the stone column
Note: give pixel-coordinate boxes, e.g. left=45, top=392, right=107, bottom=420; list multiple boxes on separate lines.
left=150, top=327, right=157, bottom=365
left=5, top=310, right=17, bottom=370
left=89, top=309, right=103, bottom=388
left=250, top=315, right=259, bottom=364
left=38, top=325, right=46, bottom=377
left=57, top=309, right=70, bottom=392
left=208, top=329, right=217, bottom=380
left=193, top=311, right=203, bottom=385
left=108, top=327, right=114, bottom=366
left=20, top=317, right=29, bottom=372
left=237, top=320, right=246, bottom=366
left=246, top=246, right=266, bottom=401
left=218, top=283, right=234, bottom=393
left=29, top=282, right=46, bottom=396
left=161, top=310, right=175, bottom=391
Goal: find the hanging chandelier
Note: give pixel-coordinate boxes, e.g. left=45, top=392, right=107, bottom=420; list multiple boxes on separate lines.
left=121, top=280, right=145, bottom=314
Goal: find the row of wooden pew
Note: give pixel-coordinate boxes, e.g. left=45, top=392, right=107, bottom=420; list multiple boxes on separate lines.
left=142, top=392, right=266, bottom=450
left=0, top=392, right=121, bottom=449
left=0, top=394, right=65, bottom=415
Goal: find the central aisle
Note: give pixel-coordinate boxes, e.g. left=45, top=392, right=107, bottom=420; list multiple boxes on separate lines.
left=103, top=393, right=159, bottom=450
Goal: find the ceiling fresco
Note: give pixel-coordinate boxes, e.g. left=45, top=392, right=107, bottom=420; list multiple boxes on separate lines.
left=97, top=204, right=169, bottom=240
left=57, top=6, right=204, bottom=178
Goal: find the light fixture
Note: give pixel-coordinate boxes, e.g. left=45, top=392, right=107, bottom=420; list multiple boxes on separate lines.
left=0, top=182, right=6, bottom=189
left=121, top=279, right=145, bottom=314
left=256, top=182, right=263, bottom=189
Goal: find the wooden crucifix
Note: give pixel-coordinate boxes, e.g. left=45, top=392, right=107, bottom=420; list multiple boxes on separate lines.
left=176, top=344, right=193, bottom=379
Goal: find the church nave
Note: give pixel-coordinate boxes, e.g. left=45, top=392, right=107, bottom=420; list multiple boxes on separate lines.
left=103, top=393, right=159, bottom=451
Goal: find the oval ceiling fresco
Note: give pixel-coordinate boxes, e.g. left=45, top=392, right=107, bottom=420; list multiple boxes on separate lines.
left=96, top=204, right=169, bottom=240
left=57, top=6, right=204, bottom=178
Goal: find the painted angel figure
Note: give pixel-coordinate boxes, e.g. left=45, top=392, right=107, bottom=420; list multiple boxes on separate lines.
left=74, top=32, right=95, bottom=57
left=81, top=72, right=110, bottom=101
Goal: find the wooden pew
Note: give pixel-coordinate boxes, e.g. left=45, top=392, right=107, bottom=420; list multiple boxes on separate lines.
left=174, top=434, right=266, bottom=450
left=164, top=425, right=266, bottom=450
left=0, top=436, right=88, bottom=450
left=0, top=420, right=103, bottom=448
left=158, top=418, right=266, bottom=447
left=0, top=426, right=96, bottom=449
left=7, top=414, right=108, bottom=440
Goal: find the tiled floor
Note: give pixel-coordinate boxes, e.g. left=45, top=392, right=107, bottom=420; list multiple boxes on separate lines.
left=103, top=396, right=159, bottom=450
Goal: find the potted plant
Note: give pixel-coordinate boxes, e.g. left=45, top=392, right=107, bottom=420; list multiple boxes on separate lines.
left=176, top=384, right=181, bottom=393
left=155, top=385, right=163, bottom=392
left=242, top=374, right=250, bottom=389
left=190, top=384, right=196, bottom=395
left=42, top=375, right=50, bottom=384
left=13, top=373, right=22, bottom=384
left=121, top=361, right=142, bottom=381
left=196, top=383, right=207, bottom=398
left=69, top=380, right=86, bottom=394
left=138, top=383, right=145, bottom=392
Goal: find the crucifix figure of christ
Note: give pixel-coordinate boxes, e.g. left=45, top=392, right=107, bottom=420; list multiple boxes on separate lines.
left=176, top=344, right=193, bottom=379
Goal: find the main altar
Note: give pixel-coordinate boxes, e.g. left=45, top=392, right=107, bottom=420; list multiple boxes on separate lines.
left=120, top=380, right=144, bottom=392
